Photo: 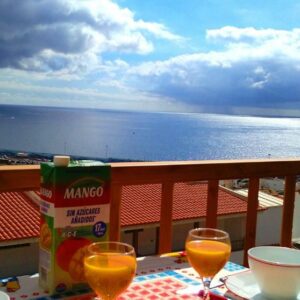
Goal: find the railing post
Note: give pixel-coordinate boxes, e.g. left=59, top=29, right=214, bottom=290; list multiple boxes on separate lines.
left=206, top=180, right=219, bottom=228
left=159, top=182, right=174, bottom=254
left=109, top=183, right=122, bottom=241
left=243, top=177, right=260, bottom=266
left=281, top=175, right=296, bottom=247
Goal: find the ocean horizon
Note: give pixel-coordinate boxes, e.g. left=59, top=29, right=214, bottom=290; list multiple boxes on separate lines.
left=1, top=104, right=300, bottom=162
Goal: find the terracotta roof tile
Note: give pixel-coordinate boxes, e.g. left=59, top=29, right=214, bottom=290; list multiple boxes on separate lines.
left=120, top=182, right=261, bottom=226
left=0, top=182, right=263, bottom=242
left=0, top=192, right=40, bottom=242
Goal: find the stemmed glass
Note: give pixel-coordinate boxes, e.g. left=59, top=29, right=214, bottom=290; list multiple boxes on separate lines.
left=84, top=241, right=137, bottom=300
left=185, top=228, right=231, bottom=300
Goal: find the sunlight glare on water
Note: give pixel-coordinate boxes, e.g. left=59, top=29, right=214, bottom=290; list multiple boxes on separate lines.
left=1, top=106, right=300, bottom=161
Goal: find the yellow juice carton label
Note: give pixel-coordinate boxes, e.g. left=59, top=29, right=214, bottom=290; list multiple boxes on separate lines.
left=39, top=159, right=111, bottom=295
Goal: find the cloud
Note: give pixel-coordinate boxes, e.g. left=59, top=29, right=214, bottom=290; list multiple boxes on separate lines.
left=206, top=26, right=300, bottom=62
left=134, top=20, right=183, bottom=41
left=0, top=0, right=181, bottom=73
left=0, top=58, right=187, bottom=111
left=206, top=26, right=293, bottom=42
left=125, top=26, right=300, bottom=114
left=2, top=4, right=300, bottom=117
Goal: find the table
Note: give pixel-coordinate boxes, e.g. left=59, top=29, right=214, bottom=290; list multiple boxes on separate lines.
left=0, top=252, right=246, bottom=300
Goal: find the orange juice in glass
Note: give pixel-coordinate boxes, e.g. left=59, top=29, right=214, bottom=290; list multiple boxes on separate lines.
left=84, top=242, right=136, bottom=300
left=186, top=228, right=231, bottom=300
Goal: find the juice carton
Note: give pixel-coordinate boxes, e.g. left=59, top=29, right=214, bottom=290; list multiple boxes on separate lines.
left=39, top=156, right=111, bottom=295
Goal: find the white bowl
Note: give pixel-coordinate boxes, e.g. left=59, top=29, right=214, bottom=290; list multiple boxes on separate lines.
left=0, top=291, right=9, bottom=300
left=248, top=246, right=300, bottom=299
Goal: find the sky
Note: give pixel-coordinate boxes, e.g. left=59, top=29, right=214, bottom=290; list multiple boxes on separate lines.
left=1, top=0, right=300, bottom=116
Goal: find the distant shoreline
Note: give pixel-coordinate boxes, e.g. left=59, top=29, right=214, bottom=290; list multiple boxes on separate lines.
left=0, top=149, right=141, bottom=165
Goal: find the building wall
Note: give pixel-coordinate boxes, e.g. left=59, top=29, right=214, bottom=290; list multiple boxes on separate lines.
left=172, top=223, right=195, bottom=252
left=122, top=206, right=284, bottom=267
left=230, top=250, right=244, bottom=265
left=293, top=192, right=300, bottom=240
left=256, top=206, right=282, bottom=246
left=122, top=216, right=246, bottom=262
left=221, top=207, right=282, bottom=263
left=260, top=178, right=284, bottom=194
left=0, top=243, right=39, bottom=278
left=122, top=227, right=158, bottom=256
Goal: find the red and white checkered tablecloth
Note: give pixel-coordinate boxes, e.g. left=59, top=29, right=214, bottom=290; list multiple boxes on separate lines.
left=0, top=252, right=246, bottom=300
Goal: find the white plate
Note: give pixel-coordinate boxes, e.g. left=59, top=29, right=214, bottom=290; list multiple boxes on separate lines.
left=0, top=291, right=9, bottom=300
left=224, top=270, right=300, bottom=300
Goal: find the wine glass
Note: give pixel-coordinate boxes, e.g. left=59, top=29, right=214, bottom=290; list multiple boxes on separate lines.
left=185, top=228, right=231, bottom=300
left=84, top=241, right=137, bottom=300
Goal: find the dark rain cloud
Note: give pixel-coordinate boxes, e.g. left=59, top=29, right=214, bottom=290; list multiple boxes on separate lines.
left=0, top=0, right=170, bottom=72
left=134, top=59, right=300, bottom=113
left=127, top=26, right=300, bottom=114
left=0, top=1, right=91, bottom=68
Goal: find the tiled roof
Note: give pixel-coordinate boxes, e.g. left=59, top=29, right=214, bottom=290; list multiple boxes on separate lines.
left=0, top=182, right=264, bottom=242
left=120, top=182, right=263, bottom=226
left=0, top=192, right=40, bottom=242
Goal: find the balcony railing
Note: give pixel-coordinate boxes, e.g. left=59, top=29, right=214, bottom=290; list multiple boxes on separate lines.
left=0, top=158, right=299, bottom=266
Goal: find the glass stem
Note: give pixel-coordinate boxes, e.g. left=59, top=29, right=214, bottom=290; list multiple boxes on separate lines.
left=202, top=277, right=211, bottom=300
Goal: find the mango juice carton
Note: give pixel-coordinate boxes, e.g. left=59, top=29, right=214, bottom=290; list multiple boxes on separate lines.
left=39, top=156, right=111, bottom=295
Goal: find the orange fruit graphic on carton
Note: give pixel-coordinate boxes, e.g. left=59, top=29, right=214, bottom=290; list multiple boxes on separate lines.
left=40, top=222, right=52, bottom=250
left=56, top=237, right=91, bottom=281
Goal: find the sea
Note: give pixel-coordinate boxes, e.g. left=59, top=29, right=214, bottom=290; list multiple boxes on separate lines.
left=1, top=104, right=300, bottom=162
